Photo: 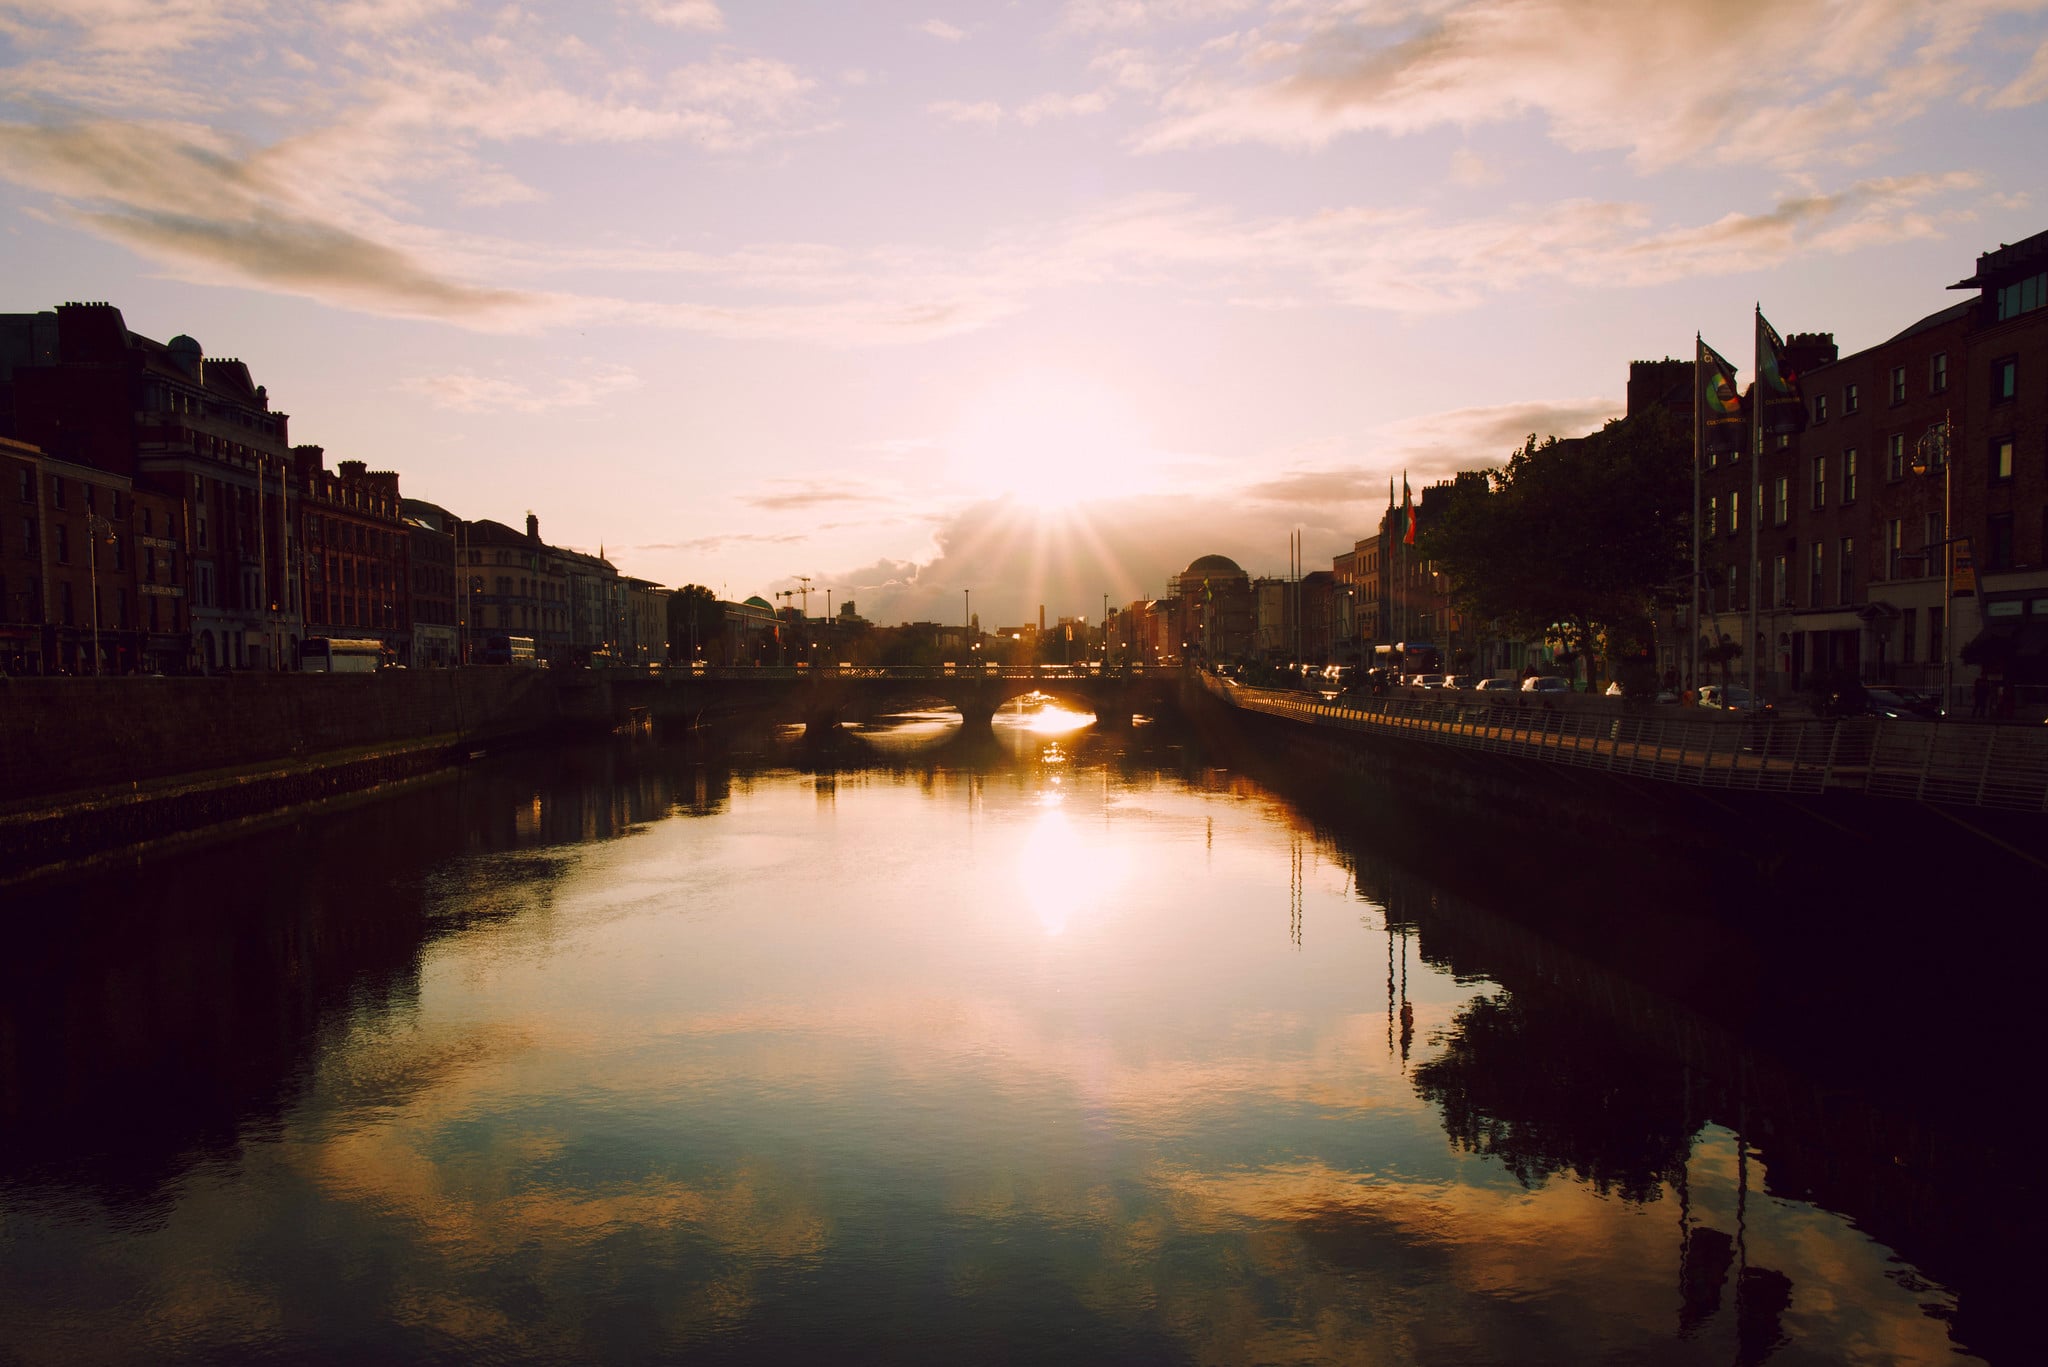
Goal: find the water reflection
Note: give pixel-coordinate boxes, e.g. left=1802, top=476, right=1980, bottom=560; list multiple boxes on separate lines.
left=0, top=719, right=2006, bottom=1364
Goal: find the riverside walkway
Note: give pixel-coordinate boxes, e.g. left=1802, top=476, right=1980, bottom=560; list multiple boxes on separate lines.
left=1207, top=674, right=2048, bottom=815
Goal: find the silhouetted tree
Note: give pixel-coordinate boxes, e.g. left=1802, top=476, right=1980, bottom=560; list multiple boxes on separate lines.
left=666, top=584, right=722, bottom=663
left=1421, top=409, right=1688, bottom=687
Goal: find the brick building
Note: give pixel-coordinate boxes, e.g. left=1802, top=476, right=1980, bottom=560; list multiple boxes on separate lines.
left=297, top=447, right=410, bottom=664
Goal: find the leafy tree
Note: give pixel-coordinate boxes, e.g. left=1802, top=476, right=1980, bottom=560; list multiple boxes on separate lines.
left=666, top=584, right=723, bottom=663
left=1420, top=409, right=1688, bottom=687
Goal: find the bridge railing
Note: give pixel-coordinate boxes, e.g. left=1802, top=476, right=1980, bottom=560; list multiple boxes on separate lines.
left=669, top=663, right=1155, bottom=682
left=1208, top=676, right=2048, bottom=812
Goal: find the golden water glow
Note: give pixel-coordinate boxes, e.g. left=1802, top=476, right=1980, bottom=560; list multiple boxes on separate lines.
left=1017, top=801, right=1127, bottom=936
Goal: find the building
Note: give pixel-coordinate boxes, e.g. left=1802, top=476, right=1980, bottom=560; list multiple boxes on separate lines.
left=1174, top=554, right=1253, bottom=661
left=0, top=436, right=190, bottom=674
left=1, top=303, right=303, bottom=671
left=1950, top=229, right=2048, bottom=700
left=622, top=577, right=669, bottom=666
left=297, top=447, right=410, bottom=665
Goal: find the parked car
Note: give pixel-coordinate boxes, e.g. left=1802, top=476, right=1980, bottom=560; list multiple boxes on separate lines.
left=1440, top=674, right=1476, bottom=690
left=1520, top=676, right=1574, bottom=694
left=1697, top=684, right=1774, bottom=716
left=1863, top=687, right=1939, bottom=721
left=1472, top=677, right=1519, bottom=692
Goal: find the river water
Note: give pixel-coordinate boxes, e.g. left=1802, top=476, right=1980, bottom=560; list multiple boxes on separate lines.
left=0, top=705, right=2011, bottom=1364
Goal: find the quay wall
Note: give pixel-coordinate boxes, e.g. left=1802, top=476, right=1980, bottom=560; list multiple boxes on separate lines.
left=0, top=670, right=560, bottom=806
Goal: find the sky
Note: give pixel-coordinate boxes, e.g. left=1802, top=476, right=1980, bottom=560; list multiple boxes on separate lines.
left=2, top=1, right=2044, bottom=627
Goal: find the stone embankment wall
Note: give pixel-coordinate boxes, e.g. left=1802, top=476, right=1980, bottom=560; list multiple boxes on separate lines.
left=0, top=670, right=558, bottom=805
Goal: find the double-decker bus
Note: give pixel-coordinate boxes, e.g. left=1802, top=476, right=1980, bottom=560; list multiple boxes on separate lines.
left=301, top=637, right=383, bottom=673
left=481, top=635, right=539, bottom=666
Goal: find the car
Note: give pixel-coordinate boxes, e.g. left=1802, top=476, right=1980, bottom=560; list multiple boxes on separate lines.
left=1440, top=675, right=1476, bottom=690
left=1472, top=677, right=1519, bottom=692
left=1520, top=676, right=1574, bottom=693
left=1697, top=684, right=1774, bottom=716
left=1863, top=687, right=1939, bottom=721
left=1603, top=680, right=1625, bottom=696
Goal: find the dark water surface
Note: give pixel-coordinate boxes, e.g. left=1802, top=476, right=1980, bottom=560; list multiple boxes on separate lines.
left=0, top=708, right=2007, bottom=1364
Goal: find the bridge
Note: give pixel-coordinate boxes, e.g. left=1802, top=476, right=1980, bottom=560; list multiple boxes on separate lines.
left=562, top=663, right=1182, bottom=735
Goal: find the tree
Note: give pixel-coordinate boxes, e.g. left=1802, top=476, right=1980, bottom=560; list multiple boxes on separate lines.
left=1420, top=409, right=1688, bottom=688
left=666, top=584, right=722, bottom=663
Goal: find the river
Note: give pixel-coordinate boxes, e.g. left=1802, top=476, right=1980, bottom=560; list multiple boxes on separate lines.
left=0, top=704, right=2015, bottom=1364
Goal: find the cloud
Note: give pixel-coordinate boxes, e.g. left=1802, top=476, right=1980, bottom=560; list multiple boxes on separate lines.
left=1989, top=33, right=2048, bottom=107
left=636, top=0, right=726, bottom=31
left=1017, top=90, right=1115, bottom=124
left=915, top=17, right=966, bottom=41
left=1447, top=147, right=1498, bottom=187
left=742, top=483, right=896, bottom=512
left=928, top=99, right=1005, bottom=125
left=1060, top=0, right=1260, bottom=33
left=0, top=120, right=535, bottom=324
left=330, top=0, right=463, bottom=33
left=1127, top=0, right=2045, bottom=169
left=0, top=0, right=247, bottom=54
left=399, top=366, right=644, bottom=413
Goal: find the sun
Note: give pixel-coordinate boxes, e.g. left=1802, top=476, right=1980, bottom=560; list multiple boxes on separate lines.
left=945, top=370, right=1156, bottom=510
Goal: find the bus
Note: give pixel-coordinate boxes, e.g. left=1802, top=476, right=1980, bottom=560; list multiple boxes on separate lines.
left=481, top=635, right=538, bottom=666
left=302, top=637, right=383, bottom=673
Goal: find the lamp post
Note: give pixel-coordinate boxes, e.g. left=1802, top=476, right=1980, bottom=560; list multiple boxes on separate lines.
left=964, top=588, right=971, bottom=654
left=86, top=513, right=114, bottom=675
left=1911, top=413, right=1954, bottom=715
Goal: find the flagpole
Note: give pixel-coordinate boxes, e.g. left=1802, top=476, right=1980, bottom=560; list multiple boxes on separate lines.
left=1692, top=334, right=1703, bottom=695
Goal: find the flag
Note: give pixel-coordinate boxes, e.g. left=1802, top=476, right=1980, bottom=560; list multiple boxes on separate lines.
left=1698, top=338, right=1743, bottom=455
left=1402, top=474, right=1416, bottom=545
left=1756, top=310, right=1808, bottom=436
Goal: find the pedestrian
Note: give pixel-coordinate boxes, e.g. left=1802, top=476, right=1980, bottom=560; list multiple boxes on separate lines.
left=1972, top=674, right=1990, bottom=718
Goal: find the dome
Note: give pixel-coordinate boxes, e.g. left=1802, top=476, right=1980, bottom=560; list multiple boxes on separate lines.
left=743, top=595, right=773, bottom=610
left=1184, top=554, right=1243, bottom=576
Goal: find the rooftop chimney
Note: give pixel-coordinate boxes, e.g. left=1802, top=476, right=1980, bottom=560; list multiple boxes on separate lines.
left=526, top=512, right=540, bottom=542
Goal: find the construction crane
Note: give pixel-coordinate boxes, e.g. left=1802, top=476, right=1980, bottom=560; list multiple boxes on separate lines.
left=774, top=575, right=814, bottom=617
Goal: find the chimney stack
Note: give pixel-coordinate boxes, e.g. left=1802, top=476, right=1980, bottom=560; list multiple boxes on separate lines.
left=526, top=512, right=540, bottom=542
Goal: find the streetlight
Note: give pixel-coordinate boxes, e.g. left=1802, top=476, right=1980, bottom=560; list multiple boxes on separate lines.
left=1911, top=413, right=1954, bottom=716
left=86, top=513, right=114, bottom=675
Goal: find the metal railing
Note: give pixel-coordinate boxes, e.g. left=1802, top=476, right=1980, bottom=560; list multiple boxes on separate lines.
left=665, top=663, right=1148, bottom=682
left=1208, top=677, right=2048, bottom=813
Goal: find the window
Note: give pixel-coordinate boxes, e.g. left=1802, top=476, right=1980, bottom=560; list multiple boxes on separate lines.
left=1887, top=432, right=1906, bottom=481
left=1902, top=607, right=1917, bottom=663
left=1838, top=537, right=1855, bottom=605
left=1725, top=562, right=1742, bottom=612
left=15, top=469, right=29, bottom=502
left=1992, top=436, right=2013, bottom=481
left=51, top=477, right=64, bottom=510
left=111, top=536, right=124, bottom=571
left=111, top=492, right=121, bottom=519
left=1774, top=476, right=1789, bottom=525
left=1843, top=448, right=1858, bottom=502
left=1891, top=366, right=1906, bottom=404
left=1844, top=383, right=1860, bottom=414
left=19, top=516, right=33, bottom=555
left=1995, top=270, right=2046, bottom=320
left=1887, top=518, right=1904, bottom=578
left=197, top=511, right=208, bottom=549
left=1814, top=393, right=1828, bottom=424
left=1706, top=495, right=1717, bottom=537
left=1987, top=514, right=2014, bottom=571
left=55, top=523, right=68, bottom=564
left=1773, top=554, right=1788, bottom=606
left=1729, top=489, right=1741, bottom=534
left=1930, top=351, right=1947, bottom=393
left=1929, top=606, right=1943, bottom=665
left=1811, top=455, right=1827, bottom=507
left=1925, top=513, right=1941, bottom=561
left=1992, top=356, right=2016, bottom=402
